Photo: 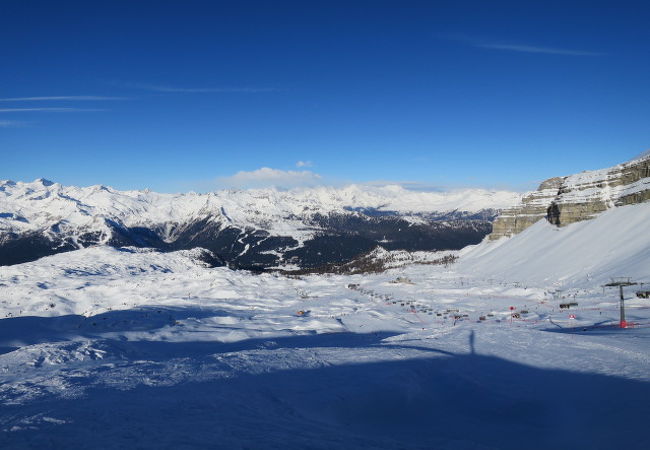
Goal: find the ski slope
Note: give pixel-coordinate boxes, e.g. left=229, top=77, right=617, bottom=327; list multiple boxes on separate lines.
left=1, top=202, right=649, bottom=449
left=460, top=202, right=650, bottom=287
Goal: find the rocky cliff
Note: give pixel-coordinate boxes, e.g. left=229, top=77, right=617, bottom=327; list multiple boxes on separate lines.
left=490, top=152, right=650, bottom=240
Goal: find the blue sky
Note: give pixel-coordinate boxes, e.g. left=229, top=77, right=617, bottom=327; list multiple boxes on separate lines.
left=1, top=0, right=649, bottom=192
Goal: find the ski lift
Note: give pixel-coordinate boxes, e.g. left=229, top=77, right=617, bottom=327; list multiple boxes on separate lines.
left=604, top=278, right=639, bottom=328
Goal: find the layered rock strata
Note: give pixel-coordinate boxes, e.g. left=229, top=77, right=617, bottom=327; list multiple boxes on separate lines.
left=490, top=153, right=650, bottom=239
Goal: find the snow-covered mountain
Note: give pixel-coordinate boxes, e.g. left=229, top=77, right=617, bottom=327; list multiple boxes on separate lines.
left=0, top=180, right=520, bottom=268
left=2, top=165, right=649, bottom=450
left=490, top=152, right=650, bottom=239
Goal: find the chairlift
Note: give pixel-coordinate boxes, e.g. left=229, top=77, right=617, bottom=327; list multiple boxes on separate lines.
left=604, top=278, right=639, bottom=328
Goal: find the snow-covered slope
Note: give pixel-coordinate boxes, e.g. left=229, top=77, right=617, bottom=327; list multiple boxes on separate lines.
left=1, top=223, right=649, bottom=449
left=460, top=202, right=650, bottom=287
left=0, top=179, right=520, bottom=268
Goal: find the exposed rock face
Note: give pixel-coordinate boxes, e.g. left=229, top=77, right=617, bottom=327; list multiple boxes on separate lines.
left=489, top=177, right=563, bottom=239
left=490, top=153, right=650, bottom=239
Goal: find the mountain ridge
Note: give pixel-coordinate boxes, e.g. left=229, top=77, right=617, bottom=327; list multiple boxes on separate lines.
left=0, top=181, right=520, bottom=268
left=490, top=153, right=650, bottom=239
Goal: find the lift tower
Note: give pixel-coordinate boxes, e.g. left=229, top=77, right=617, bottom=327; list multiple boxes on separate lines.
left=604, top=278, right=638, bottom=328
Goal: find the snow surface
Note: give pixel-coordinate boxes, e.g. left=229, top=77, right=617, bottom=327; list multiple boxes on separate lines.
left=1, top=202, right=649, bottom=449
left=460, top=202, right=650, bottom=286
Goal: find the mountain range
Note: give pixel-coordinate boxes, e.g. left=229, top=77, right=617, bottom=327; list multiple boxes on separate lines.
left=0, top=182, right=519, bottom=269
left=3, top=152, right=648, bottom=270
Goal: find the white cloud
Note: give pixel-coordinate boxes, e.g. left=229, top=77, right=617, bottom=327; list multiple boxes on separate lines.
left=0, top=120, right=28, bottom=127
left=216, top=167, right=323, bottom=189
left=115, top=81, right=277, bottom=93
left=0, top=96, right=127, bottom=101
left=475, top=42, right=601, bottom=56
left=295, top=160, right=313, bottom=168
left=442, top=33, right=602, bottom=56
left=0, top=107, right=106, bottom=113
left=363, top=180, right=446, bottom=192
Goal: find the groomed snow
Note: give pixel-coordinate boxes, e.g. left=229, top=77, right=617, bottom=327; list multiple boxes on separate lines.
left=460, top=201, right=650, bottom=286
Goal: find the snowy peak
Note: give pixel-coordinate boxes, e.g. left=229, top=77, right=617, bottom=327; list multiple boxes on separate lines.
left=35, top=178, right=55, bottom=187
left=0, top=180, right=520, bottom=235
left=0, top=180, right=520, bottom=268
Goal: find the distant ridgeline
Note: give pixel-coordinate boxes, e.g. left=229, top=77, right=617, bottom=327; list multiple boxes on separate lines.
left=490, top=153, right=650, bottom=240
left=0, top=182, right=518, bottom=269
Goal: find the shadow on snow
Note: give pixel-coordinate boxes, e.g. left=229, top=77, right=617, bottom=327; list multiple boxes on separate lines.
left=0, top=306, right=229, bottom=354
left=1, top=316, right=649, bottom=449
